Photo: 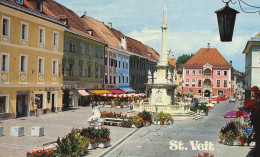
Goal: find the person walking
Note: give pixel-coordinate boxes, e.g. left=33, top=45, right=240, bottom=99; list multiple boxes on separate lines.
left=92, top=101, right=96, bottom=109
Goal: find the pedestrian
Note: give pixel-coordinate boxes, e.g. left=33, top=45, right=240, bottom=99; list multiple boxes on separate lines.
left=92, top=101, right=96, bottom=109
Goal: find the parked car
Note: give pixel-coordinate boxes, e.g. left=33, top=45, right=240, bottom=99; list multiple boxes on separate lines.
left=229, top=97, right=236, bottom=103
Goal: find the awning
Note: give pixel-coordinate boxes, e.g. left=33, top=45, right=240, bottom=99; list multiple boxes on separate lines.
left=108, top=90, right=125, bottom=94
left=78, top=90, right=90, bottom=96
left=88, top=90, right=112, bottom=95
left=120, top=87, right=135, bottom=93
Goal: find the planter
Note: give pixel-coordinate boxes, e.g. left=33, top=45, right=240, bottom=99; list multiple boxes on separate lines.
left=115, top=106, right=121, bottom=109
left=233, top=140, right=241, bottom=146
left=88, top=142, right=98, bottom=150
left=132, top=124, right=136, bottom=128
left=158, top=121, right=161, bottom=125
left=99, top=141, right=111, bottom=148
left=249, top=142, right=256, bottom=146
left=104, top=105, right=112, bottom=108
left=100, top=105, right=104, bottom=108
left=168, top=121, right=172, bottom=125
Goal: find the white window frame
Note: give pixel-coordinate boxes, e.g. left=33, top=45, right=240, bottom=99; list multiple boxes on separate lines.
left=39, top=26, right=45, bottom=44
left=20, top=54, right=28, bottom=73
left=198, top=70, right=202, bottom=74
left=52, top=59, right=58, bottom=75
left=192, top=79, right=195, bottom=85
left=38, top=57, right=45, bottom=74
left=224, top=80, right=228, bottom=87
left=2, top=16, right=10, bottom=37
left=1, top=52, right=9, bottom=72
left=224, top=71, right=227, bottom=76
left=217, top=70, right=220, bottom=76
left=21, top=21, right=29, bottom=40
left=186, top=79, right=189, bottom=85
left=0, top=94, right=9, bottom=113
left=217, top=80, right=221, bottom=86
left=186, top=70, right=189, bottom=75
left=192, top=70, right=196, bottom=75
left=70, top=40, right=74, bottom=52
left=53, top=31, right=59, bottom=47
left=80, top=42, right=84, bottom=54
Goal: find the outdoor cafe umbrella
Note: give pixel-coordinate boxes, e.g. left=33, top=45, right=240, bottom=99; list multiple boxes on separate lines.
left=224, top=110, right=248, bottom=118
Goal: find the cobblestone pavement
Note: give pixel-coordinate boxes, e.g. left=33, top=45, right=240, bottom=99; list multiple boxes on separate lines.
left=0, top=106, right=134, bottom=157
left=104, top=100, right=253, bottom=157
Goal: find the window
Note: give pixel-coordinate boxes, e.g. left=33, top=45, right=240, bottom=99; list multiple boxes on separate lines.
left=88, top=44, right=92, bottom=56
left=35, top=94, right=43, bottom=108
left=192, top=79, right=195, bottom=86
left=39, top=27, right=45, bottom=43
left=127, top=76, right=129, bottom=83
left=114, top=59, right=117, bottom=67
left=95, top=47, right=99, bottom=58
left=224, top=80, right=227, bottom=87
left=1, top=53, right=9, bottom=72
left=217, top=80, right=220, bottom=87
left=199, top=70, right=202, bottom=74
left=100, top=49, right=104, bottom=59
left=126, top=62, right=128, bottom=69
left=63, top=38, right=66, bottom=50
left=114, top=76, right=116, bottom=84
left=36, top=0, right=43, bottom=12
left=119, top=61, right=121, bottom=68
left=186, top=79, right=189, bottom=86
left=21, top=22, right=28, bottom=40
left=52, top=59, right=58, bottom=74
left=79, top=65, right=83, bottom=77
left=105, top=74, right=108, bottom=84
left=38, top=57, right=44, bottom=73
left=198, top=80, right=201, bottom=87
left=88, top=66, right=91, bottom=77
left=95, top=68, right=98, bottom=78
left=192, top=70, right=196, bottom=75
left=80, top=42, right=84, bottom=54
left=69, top=64, right=73, bottom=76
left=123, top=61, right=125, bottom=69
left=119, top=76, right=121, bottom=83
left=105, top=56, right=107, bottom=65
left=111, top=58, right=114, bottom=66
left=2, top=17, right=10, bottom=36
left=198, top=90, right=201, bottom=94
left=224, top=71, right=227, bottom=76
left=20, top=55, right=27, bottom=72
left=186, top=70, right=189, bottom=75
left=16, top=0, right=23, bottom=4
left=70, top=40, right=74, bottom=52
left=0, top=95, right=8, bottom=113
left=53, top=31, right=59, bottom=47
left=217, top=71, right=220, bottom=75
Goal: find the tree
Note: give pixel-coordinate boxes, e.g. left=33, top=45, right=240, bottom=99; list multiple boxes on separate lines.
left=176, top=54, right=194, bottom=67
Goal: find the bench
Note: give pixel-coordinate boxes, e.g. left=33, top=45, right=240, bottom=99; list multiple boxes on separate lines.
left=103, top=118, right=128, bottom=126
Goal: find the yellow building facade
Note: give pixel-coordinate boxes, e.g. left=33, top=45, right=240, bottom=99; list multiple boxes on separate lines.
left=0, top=2, right=66, bottom=119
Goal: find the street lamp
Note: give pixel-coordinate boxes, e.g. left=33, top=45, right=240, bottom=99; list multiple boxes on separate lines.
left=215, top=0, right=239, bottom=42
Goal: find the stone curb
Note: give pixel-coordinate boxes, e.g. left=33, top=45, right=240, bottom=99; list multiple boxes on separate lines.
left=97, top=128, right=141, bottom=157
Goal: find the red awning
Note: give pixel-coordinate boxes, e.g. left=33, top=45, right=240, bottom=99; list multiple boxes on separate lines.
left=78, top=90, right=90, bottom=96
left=108, top=90, right=125, bottom=94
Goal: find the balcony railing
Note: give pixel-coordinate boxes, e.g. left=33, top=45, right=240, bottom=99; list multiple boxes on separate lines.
left=224, top=84, right=227, bottom=87
left=204, top=73, right=212, bottom=77
left=203, top=84, right=212, bottom=88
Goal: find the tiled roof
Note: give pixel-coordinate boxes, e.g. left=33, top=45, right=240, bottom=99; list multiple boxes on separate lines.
left=168, top=58, right=176, bottom=68
left=43, top=0, right=106, bottom=44
left=182, top=48, right=232, bottom=68
left=109, top=28, right=159, bottom=62
left=1, top=0, right=65, bottom=26
left=81, top=16, right=122, bottom=49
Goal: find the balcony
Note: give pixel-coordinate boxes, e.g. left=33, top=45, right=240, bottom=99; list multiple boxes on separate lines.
left=203, top=83, right=212, bottom=88
left=217, top=84, right=220, bottom=87
left=224, top=84, right=227, bottom=87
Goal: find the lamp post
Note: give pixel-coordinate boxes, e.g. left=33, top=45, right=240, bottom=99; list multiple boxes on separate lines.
left=215, top=0, right=239, bottom=42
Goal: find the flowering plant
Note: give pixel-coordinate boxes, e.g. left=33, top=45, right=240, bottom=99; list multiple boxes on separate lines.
left=27, top=149, right=55, bottom=157
left=101, top=111, right=126, bottom=119
left=132, top=115, right=144, bottom=128
left=138, top=110, right=152, bottom=122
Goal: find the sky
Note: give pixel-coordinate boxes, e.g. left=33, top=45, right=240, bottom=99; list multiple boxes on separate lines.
left=58, top=0, right=260, bottom=72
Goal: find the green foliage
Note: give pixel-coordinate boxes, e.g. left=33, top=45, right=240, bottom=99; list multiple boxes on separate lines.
left=138, top=110, right=152, bottom=122
left=156, top=111, right=172, bottom=122
left=132, top=115, right=143, bottom=128
left=176, top=53, right=194, bottom=67
left=56, top=132, right=82, bottom=157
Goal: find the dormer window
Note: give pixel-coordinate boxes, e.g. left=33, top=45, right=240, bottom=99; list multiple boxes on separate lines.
left=16, top=0, right=23, bottom=5
left=36, top=0, right=43, bottom=12
left=87, top=30, right=93, bottom=36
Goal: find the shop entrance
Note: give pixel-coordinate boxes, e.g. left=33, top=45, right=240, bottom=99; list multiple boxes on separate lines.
left=16, top=91, right=29, bottom=118
left=204, top=90, right=211, bottom=97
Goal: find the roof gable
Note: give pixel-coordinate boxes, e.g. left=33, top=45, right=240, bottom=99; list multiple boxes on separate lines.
left=182, top=48, right=231, bottom=68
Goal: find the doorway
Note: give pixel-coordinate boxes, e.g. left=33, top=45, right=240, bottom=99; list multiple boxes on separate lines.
left=16, top=91, right=29, bottom=118
left=218, top=90, right=223, bottom=97
left=51, top=93, right=57, bottom=112
left=204, top=90, right=211, bottom=97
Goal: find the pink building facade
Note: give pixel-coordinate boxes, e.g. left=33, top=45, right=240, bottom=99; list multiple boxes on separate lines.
left=182, top=48, right=232, bottom=98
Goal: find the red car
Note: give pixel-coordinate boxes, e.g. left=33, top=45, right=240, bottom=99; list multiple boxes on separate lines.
left=217, top=96, right=228, bottom=101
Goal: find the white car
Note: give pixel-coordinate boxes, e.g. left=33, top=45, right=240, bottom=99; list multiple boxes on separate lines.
left=229, top=97, right=236, bottom=103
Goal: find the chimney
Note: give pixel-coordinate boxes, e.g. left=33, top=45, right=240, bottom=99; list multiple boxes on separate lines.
left=230, top=60, right=232, bottom=67
left=121, top=36, right=127, bottom=50
left=108, top=22, right=112, bottom=29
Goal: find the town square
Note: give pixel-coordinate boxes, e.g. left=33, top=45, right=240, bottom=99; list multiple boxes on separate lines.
left=0, top=0, right=260, bottom=157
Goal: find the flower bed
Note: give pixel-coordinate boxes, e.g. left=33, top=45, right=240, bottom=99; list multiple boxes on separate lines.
left=152, top=111, right=173, bottom=125
left=27, top=149, right=55, bottom=157
left=193, top=152, right=215, bottom=157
